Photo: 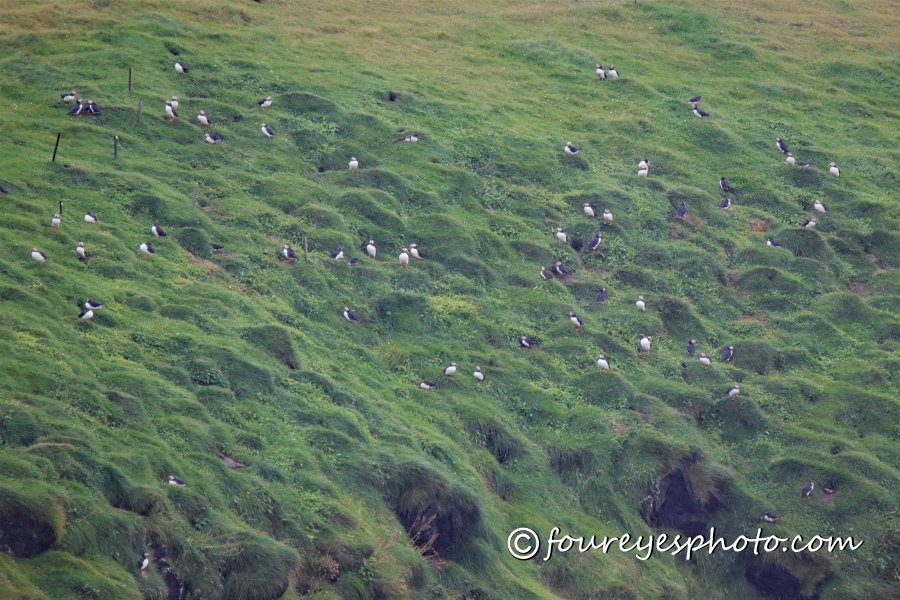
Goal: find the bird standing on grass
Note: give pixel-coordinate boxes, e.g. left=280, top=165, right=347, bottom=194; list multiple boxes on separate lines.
left=582, top=203, right=596, bottom=218
left=365, top=239, right=377, bottom=258
left=587, top=232, right=602, bottom=252
left=607, top=65, right=619, bottom=79
left=151, top=224, right=167, bottom=237
left=776, top=138, right=789, bottom=154
left=829, top=162, right=840, bottom=177
left=540, top=266, right=554, bottom=280
left=167, top=475, right=186, bottom=487
left=444, top=362, right=457, bottom=376
left=282, top=244, right=297, bottom=263
left=261, top=123, right=274, bottom=138
left=197, top=110, right=209, bottom=126
left=61, top=90, right=77, bottom=104
left=258, top=96, right=272, bottom=110
left=31, top=248, right=47, bottom=263
left=553, top=261, right=570, bottom=277
left=691, top=103, right=709, bottom=118
left=785, top=152, right=796, bottom=167
left=75, top=242, right=87, bottom=261
left=727, top=384, right=740, bottom=397
left=204, top=132, right=223, bottom=144
left=640, top=335, right=653, bottom=353
left=409, top=244, right=425, bottom=259
left=767, top=238, right=784, bottom=247
left=330, top=246, right=344, bottom=260
left=699, top=352, right=711, bottom=368
left=602, top=209, right=613, bottom=225
left=564, top=141, right=580, bottom=155
left=519, top=336, right=539, bottom=349
left=595, top=64, right=606, bottom=80
left=138, top=553, right=150, bottom=572
left=84, top=212, right=98, bottom=223
left=687, top=339, right=696, bottom=356
left=636, top=295, right=646, bottom=312
left=720, top=197, right=731, bottom=209
left=638, top=160, right=649, bottom=176
left=596, top=287, right=606, bottom=305
left=399, top=247, right=410, bottom=267
left=169, top=96, right=179, bottom=111
left=78, top=307, right=94, bottom=321
left=720, top=177, right=731, bottom=192
left=174, top=62, right=188, bottom=74
left=803, top=217, right=817, bottom=229
left=51, top=212, right=61, bottom=230
left=83, top=299, right=102, bottom=310
left=342, top=306, right=359, bottom=322
left=569, top=311, right=583, bottom=331
left=676, top=201, right=687, bottom=219
left=555, top=227, right=568, bottom=244
left=474, top=366, right=485, bottom=381
left=348, top=156, right=359, bottom=170
left=139, top=242, right=155, bottom=257
left=813, top=199, right=826, bottom=213
left=761, top=512, right=780, bottom=523
left=596, top=354, right=610, bottom=371
left=722, top=346, right=734, bottom=362
left=419, top=380, right=436, bottom=390
left=801, top=481, right=815, bottom=497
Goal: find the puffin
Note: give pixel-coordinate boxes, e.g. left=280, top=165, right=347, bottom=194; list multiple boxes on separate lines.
left=767, top=238, right=784, bottom=247
left=282, top=244, right=297, bottom=263
left=540, top=266, right=554, bottom=280
left=761, top=512, right=780, bottom=523
left=553, top=261, right=570, bottom=276
left=197, top=110, right=209, bottom=126
left=719, top=177, right=731, bottom=192
left=602, top=209, right=613, bottom=225
left=722, top=346, right=734, bottom=362
left=473, top=366, right=485, bottom=381
left=258, top=96, right=272, bottom=110
left=344, top=155, right=359, bottom=170
left=419, top=380, right=437, bottom=390
left=555, top=227, right=568, bottom=244
left=169, top=96, right=179, bottom=111
left=776, top=138, right=789, bottom=154
left=687, top=339, right=696, bottom=356
left=640, top=335, right=653, bottom=353
left=78, top=307, right=94, bottom=321
left=637, top=160, right=649, bottom=176
left=828, top=162, right=840, bottom=177
left=587, top=232, right=602, bottom=252
left=409, top=244, right=425, bottom=259
left=83, top=299, right=103, bottom=310
left=720, top=197, right=731, bottom=209
left=801, top=481, right=815, bottom=497
left=568, top=311, right=583, bottom=331
left=399, top=247, right=410, bottom=267
left=636, top=295, right=646, bottom=312
left=69, top=99, right=86, bottom=116
left=61, top=90, right=78, bottom=104
left=823, top=483, right=836, bottom=495
left=342, top=306, right=359, bottom=322
left=813, top=199, right=826, bottom=213
left=174, top=62, right=188, bottom=74
left=51, top=212, right=61, bottom=230
left=330, top=246, right=344, bottom=260
left=138, top=553, right=150, bottom=572
left=167, top=475, right=186, bottom=487
left=260, top=123, right=274, bottom=138
left=596, top=354, right=610, bottom=371
left=727, top=384, right=740, bottom=397
left=595, top=287, right=606, bottom=305
left=699, top=352, right=711, bottom=368
left=151, top=224, right=167, bottom=237
left=519, top=335, right=539, bottom=349
left=365, top=239, right=377, bottom=258
left=86, top=100, right=101, bottom=115
left=163, top=98, right=178, bottom=120
left=75, top=242, right=87, bottom=261
left=139, top=241, right=155, bottom=256
left=204, top=132, right=223, bottom=144
left=676, top=201, right=687, bottom=219
left=31, top=247, right=47, bottom=263
left=396, top=134, right=420, bottom=143
left=785, top=152, right=796, bottom=167
left=803, top=217, right=816, bottom=229
left=689, top=95, right=702, bottom=103
left=443, top=362, right=457, bottom=376
left=595, top=64, right=606, bottom=80
left=582, top=203, right=596, bottom=218
left=84, top=212, right=98, bottom=223
left=691, top=103, right=709, bottom=118
left=564, top=141, right=580, bottom=155
left=607, top=65, right=619, bottom=79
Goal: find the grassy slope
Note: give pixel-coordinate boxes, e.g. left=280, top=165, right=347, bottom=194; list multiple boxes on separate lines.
left=0, top=0, right=898, bottom=599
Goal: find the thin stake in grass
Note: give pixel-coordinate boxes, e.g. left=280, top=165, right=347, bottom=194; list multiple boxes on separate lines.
left=51, top=132, right=61, bottom=162
left=303, top=236, right=308, bottom=261
left=113, top=135, right=118, bottom=159
left=128, top=67, right=132, bottom=92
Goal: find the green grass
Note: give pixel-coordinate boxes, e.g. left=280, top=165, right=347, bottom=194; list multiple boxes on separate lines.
left=0, top=1, right=898, bottom=599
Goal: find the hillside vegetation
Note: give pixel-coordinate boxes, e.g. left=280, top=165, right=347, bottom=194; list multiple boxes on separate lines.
left=0, top=1, right=897, bottom=599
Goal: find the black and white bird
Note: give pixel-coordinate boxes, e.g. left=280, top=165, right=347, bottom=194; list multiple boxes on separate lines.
left=151, top=224, right=167, bottom=237
left=720, top=197, right=731, bottom=209
left=349, top=156, right=359, bottom=170
left=69, top=99, right=86, bottom=116
left=342, top=306, right=359, bottom=322
left=139, top=241, right=155, bottom=256
left=803, top=217, right=817, bottom=229
left=602, top=209, right=613, bottom=225
left=197, top=110, right=209, bottom=126
left=587, top=232, right=602, bottom=252
left=409, top=244, right=425, bottom=259
left=75, top=242, right=87, bottom=261
left=555, top=227, right=568, bottom=244
left=84, top=212, right=98, bottom=223
left=569, top=311, right=583, bottom=331
left=722, top=346, right=734, bottom=362
left=169, top=96, right=179, bottom=111
left=761, top=512, right=780, bottom=523
left=473, top=366, right=485, bottom=381
left=83, top=299, right=103, bottom=310
left=51, top=212, right=61, bottom=229
left=564, top=141, right=580, bottom=155
left=258, top=96, right=272, bottom=110
left=640, top=335, right=653, bottom=353
left=282, top=244, right=297, bottom=263
left=553, top=261, right=570, bottom=277
left=596, top=354, right=610, bottom=371
left=419, top=380, right=437, bottom=390
left=785, top=152, right=796, bottom=167
left=828, top=162, right=840, bottom=177
left=399, top=247, right=410, bottom=267
left=691, top=103, right=709, bottom=118
left=167, top=475, right=186, bottom=487
left=801, top=481, right=815, bottom=497
left=365, top=239, right=377, bottom=258
left=595, top=64, right=606, bottom=80
left=776, top=137, right=789, bottom=154
left=582, top=203, right=596, bottom=218
left=636, top=295, right=646, bottom=312
left=719, top=177, right=731, bottom=192
left=813, top=199, right=826, bottom=213
left=607, top=65, right=618, bottom=79
left=727, top=384, right=740, bottom=397
left=86, top=100, right=101, bottom=115
left=443, top=362, right=457, bottom=376
left=676, top=201, right=687, bottom=219
left=595, top=287, right=606, bottom=305
left=687, top=339, right=696, bottom=356
left=519, top=335, right=539, bottom=349
left=330, top=246, right=344, bottom=260
left=204, top=132, right=223, bottom=144
left=540, top=266, right=554, bottom=280
left=61, top=90, right=78, bottom=104
left=78, top=307, right=94, bottom=321
left=31, top=247, right=47, bottom=263
left=689, top=96, right=702, bottom=104
left=396, top=134, right=420, bottom=143
left=699, top=352, right=711, bottom=368
left=637, top=160, right=649, bottom=177
left=260, top=123, right=274, bottom=138
left=767, top=238, right=784, bottom=247
left=823, top=483, right=836, bottom=495
left=174, top=62, right=188, bottom=74
left=138, top=553, right=150, bottom=571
